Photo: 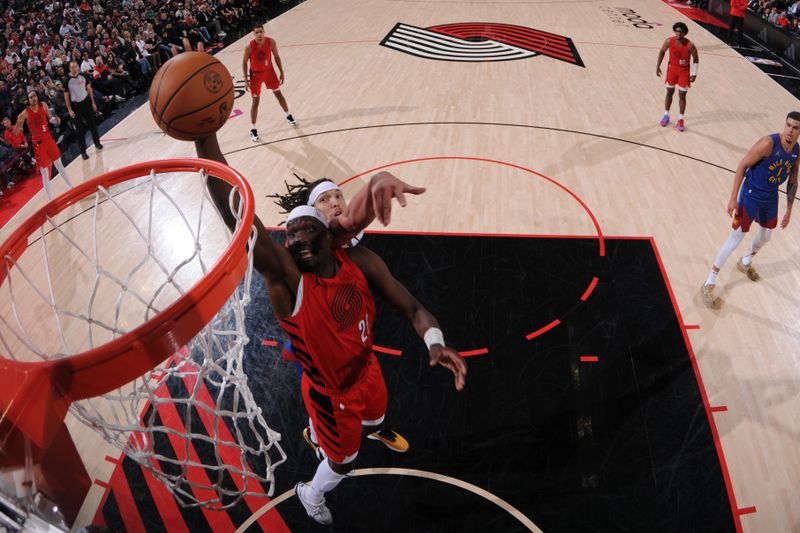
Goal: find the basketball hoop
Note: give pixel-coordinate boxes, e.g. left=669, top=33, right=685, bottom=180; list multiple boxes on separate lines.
left=0, top=158, right=286, bottom=511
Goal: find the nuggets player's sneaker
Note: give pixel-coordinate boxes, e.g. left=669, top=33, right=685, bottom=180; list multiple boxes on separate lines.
left=367, top=428, right=409, bottom=453
left=676, top=119, right=686, bottom=132
left=736, top=258, right=759, bottom=281
left=660, top=114, right=670, bottom=127
left=250, top=128, right=259, bottom=142
left=286, top=113, right=297, bottom=126
left=701, top=284, right=719, bottom=308
left=295, top=482, right=333, bottom=525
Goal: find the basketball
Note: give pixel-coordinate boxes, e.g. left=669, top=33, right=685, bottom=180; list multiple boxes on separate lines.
left=149, top=52, right=235, bottom=141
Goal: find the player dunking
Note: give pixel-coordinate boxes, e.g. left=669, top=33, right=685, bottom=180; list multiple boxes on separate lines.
left=271, top=177, right=409, bottom=457
left=194, top=134, right=467, bottom=525
left=656, top=22, right=699, bottom=132
left=14, top=91, right=74, bottom=200
left=702, top=112, right=799, bottom=307
left=243, top=24, right=296, bottom=142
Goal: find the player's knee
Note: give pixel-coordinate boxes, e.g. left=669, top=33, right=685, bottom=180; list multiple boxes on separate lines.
left=328, top=458, right=355, bottom=475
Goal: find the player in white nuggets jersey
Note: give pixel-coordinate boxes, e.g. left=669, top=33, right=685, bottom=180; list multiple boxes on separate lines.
left=702, top=112, right=800, bottom=307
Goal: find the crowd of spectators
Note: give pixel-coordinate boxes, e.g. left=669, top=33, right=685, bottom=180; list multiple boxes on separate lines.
left=0, top=0, right=270, bottom=195
left=748, top=1, right=800, bottom=35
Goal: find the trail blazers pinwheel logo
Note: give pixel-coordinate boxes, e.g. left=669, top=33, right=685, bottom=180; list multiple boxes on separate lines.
left=381, top=22, right=584, bottom=67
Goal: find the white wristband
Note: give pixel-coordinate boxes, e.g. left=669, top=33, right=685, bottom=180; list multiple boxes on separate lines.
left=423, top=328, right=444, bottom=350
left=690, top=63, right=698, bottom=76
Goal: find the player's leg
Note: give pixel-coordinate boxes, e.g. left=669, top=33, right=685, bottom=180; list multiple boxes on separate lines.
left=702, top=203, right=750, bottom=306
left=271, top=89, right=297, bottom=125
left=39, top=164, right=52, bottom=200
left=48, top=140, right=72, bottom=189
left=360, top=357, right=408, bottom=452
left=296, top=375, right=363, bottom=525
left=661, top=87, right=675, bottom=126
left=738, top=208, right=776, bottom=281
left=249, top=73, right=262, bottom=141
left=676, top=85, right=688, bottom=132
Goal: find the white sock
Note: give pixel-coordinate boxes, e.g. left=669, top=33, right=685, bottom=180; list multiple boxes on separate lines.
left=712, top=228, right=745, bottom=272
left=40, top=166, right=51, bottom=200
left=286, top=111, right=292, bottom=117
left=705, top=270, right=718, bottom=286
left=308, top=418, right=318, bottom=444
left=308, top=460, right=346, bottom=503
left=663, top=111, right=669, bottom=117
left=744, top=227, right=771, bottom=265
left=251, top=123, right=256, bottom=129
left=679, top=114, right=684, bottom=120
left=52, top=159, right=72, bottom=188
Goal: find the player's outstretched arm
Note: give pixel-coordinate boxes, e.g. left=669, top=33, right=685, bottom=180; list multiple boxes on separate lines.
left=194, top=134, right=299, bottom=316
left=349, top=246, right=467, bottom=391
left=330, top=171, right=426, bottom=246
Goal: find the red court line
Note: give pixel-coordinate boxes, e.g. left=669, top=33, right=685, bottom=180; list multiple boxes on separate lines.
left=94, top=479, right=110, bottom=489
left=525, top=319, right=561, bottom=340
left=685, top=324, right=700, bottom=330
left=105, top=455, right=121, bottom=465
left=139, top=461, right=190, bottom=533
left=711, top=406, right=729, bottom=413
left=261, top=339, right=278, bottom=347
left=648, top=237, right=743, bottom=533
left=580, top=277, right=599, bottom=301
left=153, top=384, right=237, bottom=532
left=579, top=356, right=599, bottom=362
left=374, top=345, right=402, bottom=356
left=107, top=460, right=148, bottom=533
left=180, top=373, right=291, bottom=533
left=459, top=348, right=489, bottom=357
left=339, top=156, right=606, bottom=257
left=737, top=506, right=757, bottom=515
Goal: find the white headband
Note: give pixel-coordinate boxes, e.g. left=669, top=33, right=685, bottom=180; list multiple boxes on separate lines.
left=307, top=181, right=341, bottom=206
left=287, top=205, right=329, bottom=228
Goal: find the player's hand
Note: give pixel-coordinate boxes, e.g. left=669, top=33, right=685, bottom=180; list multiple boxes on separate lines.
left=727, top=198, right=738, bottom=218
left=68, top=110, right=75, bottom=118
left=370, top=171, right=426, bottom=226
left=780, top=210, right=792, bottom=228
left=244, top=77, right=250, bottom=92
left=690, top=75, right=697, bottom=82
left=279, top=73, right=285, bottom=85
left=656, top=67, right=662, bottom=77
left=428, top=344, right=467, bottom=391
left=92, top=102, right=97, bottom=113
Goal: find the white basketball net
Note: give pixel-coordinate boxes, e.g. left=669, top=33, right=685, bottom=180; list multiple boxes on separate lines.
left=0, top=166, right=286, bottom=509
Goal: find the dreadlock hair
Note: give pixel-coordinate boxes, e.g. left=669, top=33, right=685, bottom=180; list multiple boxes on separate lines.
left=268, top=174, right=336, bottom=215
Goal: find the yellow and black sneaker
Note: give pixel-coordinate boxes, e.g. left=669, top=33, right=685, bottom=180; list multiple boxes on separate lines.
left=303, top=427, right=325, bottom=461
left=367, top=429, right=410, bottom=453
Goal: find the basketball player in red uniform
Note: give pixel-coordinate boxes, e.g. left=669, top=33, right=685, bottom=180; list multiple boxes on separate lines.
left=14, top=91, right=74, bottom=200
left=242, top=24, right=296, bottom=142
left=195, top=134, right=466, bottom=526
left=655, top=22, right=699, bottom=132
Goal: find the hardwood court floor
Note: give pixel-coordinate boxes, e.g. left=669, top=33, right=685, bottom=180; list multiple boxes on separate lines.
left=1, top=1, right=798, bottom=531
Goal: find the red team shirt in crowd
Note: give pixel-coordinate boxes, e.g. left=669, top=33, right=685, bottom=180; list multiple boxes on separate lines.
left=666, top=36, right=692, bottom=89
left=248, top=38, right=279, bottom=95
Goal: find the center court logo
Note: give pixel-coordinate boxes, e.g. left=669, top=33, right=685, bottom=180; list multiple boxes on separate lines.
left=600, top=7, right=659, bottom=29
left=381, top=22, right=584, bottom=67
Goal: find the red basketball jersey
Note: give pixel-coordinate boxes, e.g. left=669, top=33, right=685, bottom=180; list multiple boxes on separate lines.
left=278, top=248, right=376, bottom=393
left=26, top=104, right=51, bottom=141
left=248, top=38, right=273, bottom=72
left=668, top=37, right=691, bottom=70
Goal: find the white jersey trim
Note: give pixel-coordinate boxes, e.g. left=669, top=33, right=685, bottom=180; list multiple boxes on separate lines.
left=291, top=275, right=304, bottom=317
